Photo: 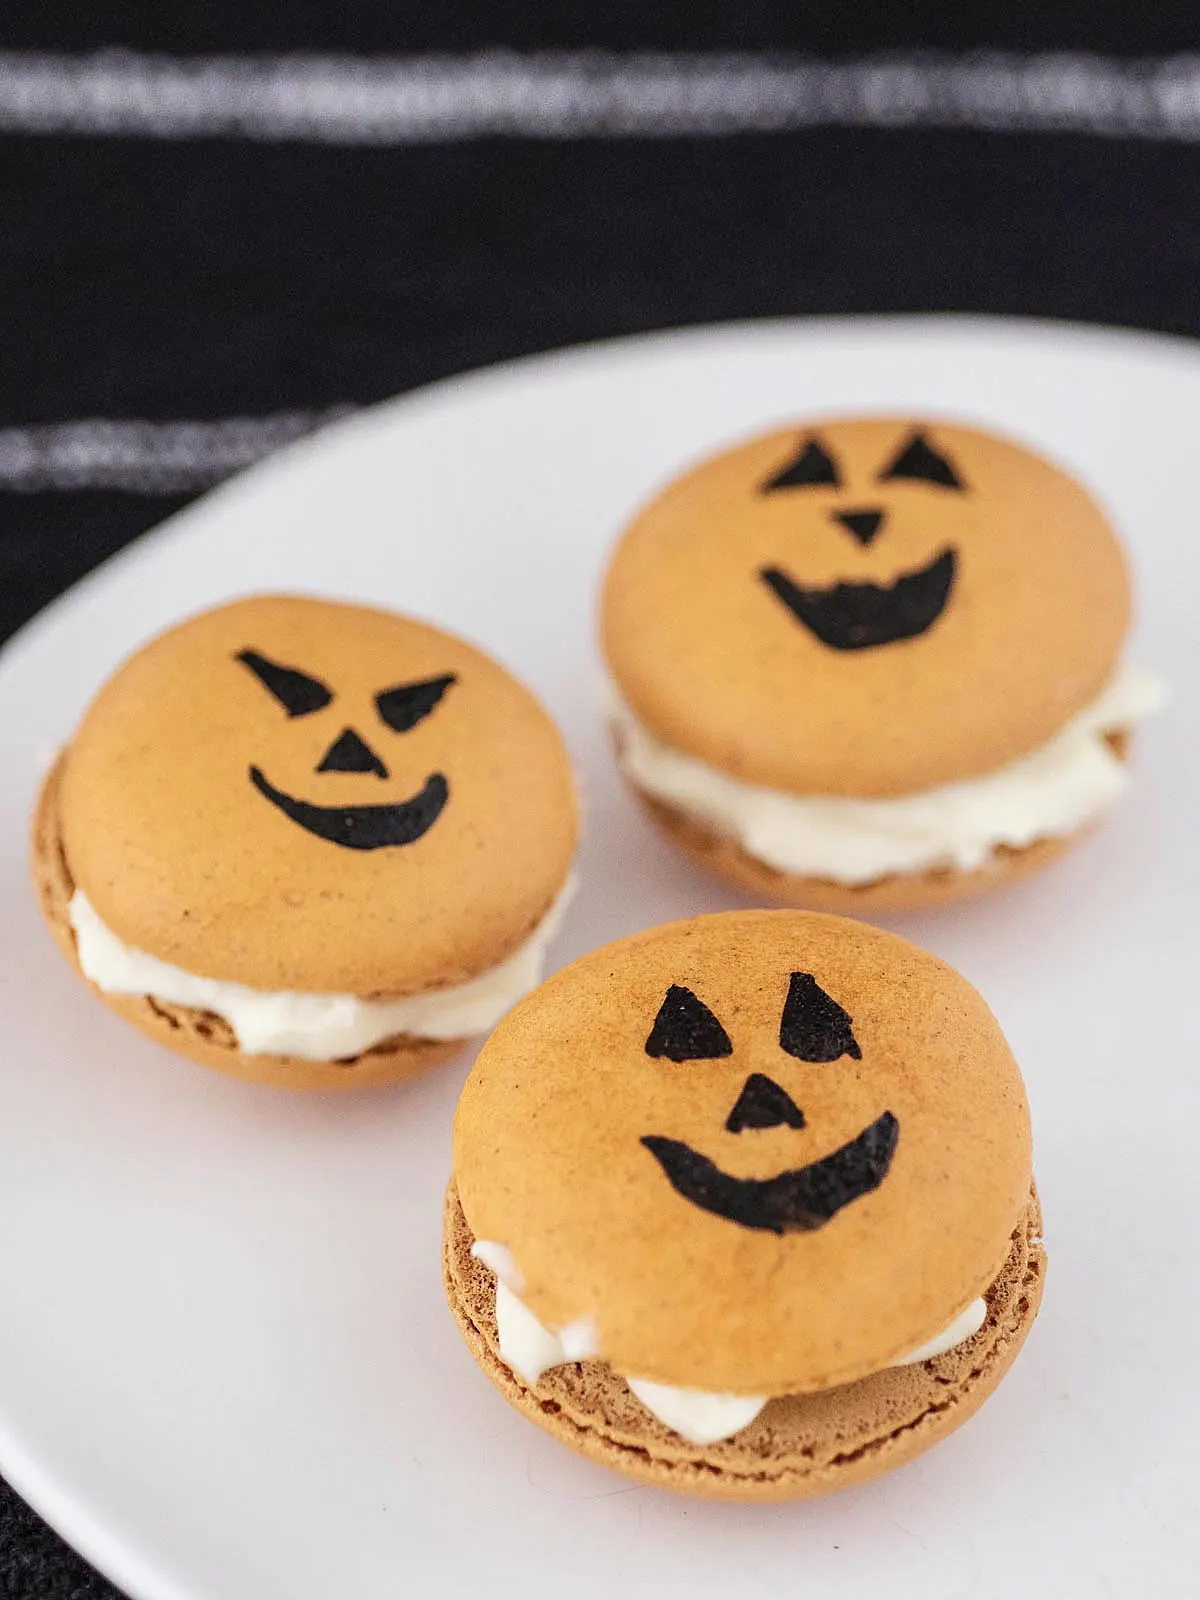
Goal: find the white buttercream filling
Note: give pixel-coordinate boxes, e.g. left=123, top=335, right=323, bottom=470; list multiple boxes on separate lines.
left=610, top=663, right=1166, bottom=884
left=68, top=879, right=574, bottom=1061
left=890, top=1296, right=987, bottom=1365
left=493, top=1281, right=600, bottom=1379
left=480, top=1252, right=987, bottom=1446
left=625, top=1378, right=767, bottom=1448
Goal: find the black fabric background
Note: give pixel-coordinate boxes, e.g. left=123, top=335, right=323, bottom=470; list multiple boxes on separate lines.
left=2, top=3, right=1199, bottom=1594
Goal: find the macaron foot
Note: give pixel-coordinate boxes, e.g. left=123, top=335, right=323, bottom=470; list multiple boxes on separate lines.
left=443, top=1182, right=1045, bottom=1502
left=32, top=755, right=465, bottom=1091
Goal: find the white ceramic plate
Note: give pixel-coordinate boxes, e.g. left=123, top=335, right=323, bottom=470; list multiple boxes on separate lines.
left=0, top=317, right=1196, bottom=1600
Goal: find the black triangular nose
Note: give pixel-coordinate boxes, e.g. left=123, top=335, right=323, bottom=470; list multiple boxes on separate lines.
left=725, top=1074, right=806, bottom=1134
left=316, top=727, right=389, bottom=779
left=831, top=507, right=885, bottom=545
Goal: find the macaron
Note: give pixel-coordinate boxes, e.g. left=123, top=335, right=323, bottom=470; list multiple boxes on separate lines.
left=446, top=910, right=1043, bottom=1500
left=33, top=594, right=579, bottom=1090
left=601, top=418, right=1166, bottom=910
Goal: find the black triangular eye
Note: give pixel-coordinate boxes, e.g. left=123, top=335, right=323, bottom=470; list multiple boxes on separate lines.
left=761, top=436, right=840, bottom=492
left=236, top=650, right=332, bottom=717
left=878, top=430, right=964, bottom=491
left=645, top=985, right=733, bottom=1062
left=375, top=674, right=457, bottom=733
left=779, top=973, right=862, bottom=1062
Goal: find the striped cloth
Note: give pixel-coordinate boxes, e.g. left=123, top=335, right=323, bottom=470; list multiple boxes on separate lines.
left=2, top=8, right=1199, bottom=1595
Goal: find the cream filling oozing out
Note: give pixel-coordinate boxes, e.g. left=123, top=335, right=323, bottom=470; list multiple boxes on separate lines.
left=68, top=879, right=574, bottom=1061
left=609, top=662, right=1167, bottom=884
left=476, top=1250, right=987, bottom=1447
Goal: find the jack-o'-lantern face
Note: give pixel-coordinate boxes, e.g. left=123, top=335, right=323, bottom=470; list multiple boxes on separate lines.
left=59, top=596, right=578, bottom=995
left=453, top=911, right=1033, bottom=1394
left=235, top=647, right=456, bottom=850
left=601, top=418, right=1131, bottom=796
left=756, top=428, right=963, bottom=650
left=640, top=976, right=898, bottom=1233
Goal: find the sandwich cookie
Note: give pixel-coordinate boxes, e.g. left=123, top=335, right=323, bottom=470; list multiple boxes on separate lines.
left=446, top=910, right=1044, bottom=1500
left=33, top=595, right=579, bottom=1090
left=601, top=418, right=1166, bottom=909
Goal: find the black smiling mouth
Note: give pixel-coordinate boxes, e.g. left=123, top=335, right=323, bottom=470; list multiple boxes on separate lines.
left=641, top=1111, right=899, bottom=1233
left=249, top=765, right=449, bottom=851
left=760, top=547, right=956, bottom=651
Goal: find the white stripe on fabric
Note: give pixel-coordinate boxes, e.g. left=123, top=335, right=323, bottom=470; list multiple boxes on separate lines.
left=0, top=412, right=349, bottom=493
left=0, top=50, right=1199, bottom=144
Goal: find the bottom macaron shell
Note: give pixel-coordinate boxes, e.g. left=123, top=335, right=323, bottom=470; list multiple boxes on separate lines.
left=32, top=759, right=465, bottom=1091
left=443, top=1183, right=1045, bottom=1502
left=623, top=729, right=1129, bottom=914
